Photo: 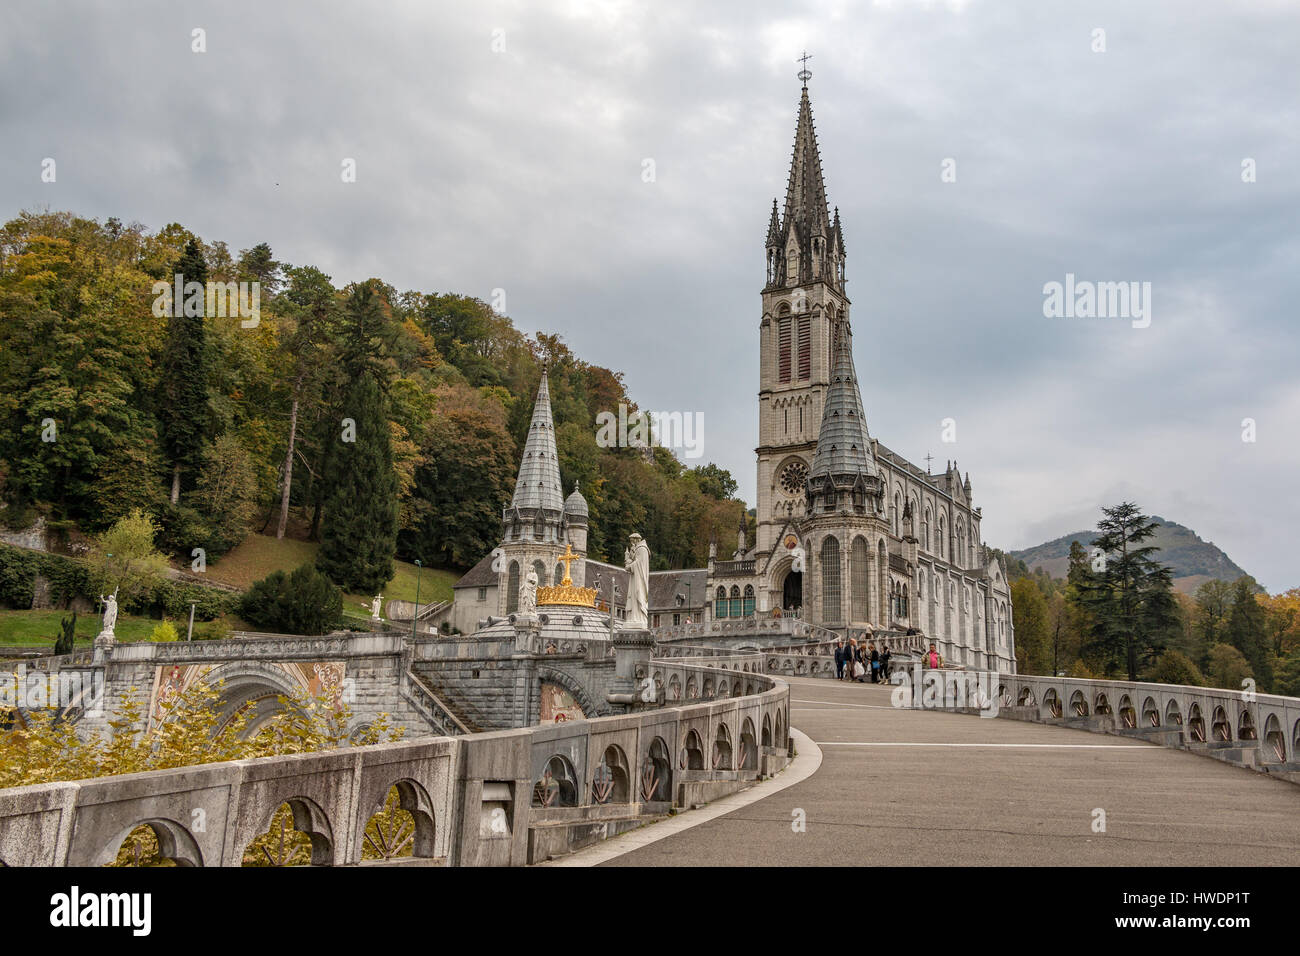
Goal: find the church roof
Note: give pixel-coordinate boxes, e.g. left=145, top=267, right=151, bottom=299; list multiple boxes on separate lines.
left=453, top=552, right=497, bottom=590
left=810, top=324, right=876, bottom=480
left=509, top=367, right=564, bottom=513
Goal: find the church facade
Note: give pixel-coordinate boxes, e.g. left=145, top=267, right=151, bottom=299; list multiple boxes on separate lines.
left=453, top=78, right=1015, bottom=672
left=705, top=79, right=1016, bottom=671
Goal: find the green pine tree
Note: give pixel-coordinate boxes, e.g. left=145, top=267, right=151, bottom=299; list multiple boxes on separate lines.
left=316, top=372, right=398, bottom=593
left=1079, top=502, right=1180, bottom=680
left=158, top=239, right=210, bottom=504
left=1224, top=576, right=1272, bottom=691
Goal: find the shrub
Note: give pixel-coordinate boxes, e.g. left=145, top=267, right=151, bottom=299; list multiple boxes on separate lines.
left=150, top=620, right=179, bottom=643
left=239, top=564, right=343, bottom=636
left=54, top=612, right=77, bottom=655
left=1147, top=649, right=1205, bottom=687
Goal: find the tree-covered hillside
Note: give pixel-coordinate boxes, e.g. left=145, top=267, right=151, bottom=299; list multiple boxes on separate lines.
left=0, top=210, right=745, bottom=580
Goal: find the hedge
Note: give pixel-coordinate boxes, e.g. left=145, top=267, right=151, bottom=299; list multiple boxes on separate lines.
left=0, top=543, right=235, bottom=621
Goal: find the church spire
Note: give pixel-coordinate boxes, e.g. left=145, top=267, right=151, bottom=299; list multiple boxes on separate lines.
left=809, top=323, right=877, bottom=484
left=508, top=366, right=564, bottom=514
left=781, top=83, right=833, bottom=245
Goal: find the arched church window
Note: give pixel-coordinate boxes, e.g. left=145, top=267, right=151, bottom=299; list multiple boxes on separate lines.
left=715, top=586, right=728, bottom=618
left=743, top=585, right=755, bottom=617
left=777, top=313, right=792, bottom=384
left=820, top=536, right=842, bottom=624
left=850, top=536, right=869, bottom=622
left=729, top=585, right=742, bottom=619
left=506, top=561, right=520, bottom=614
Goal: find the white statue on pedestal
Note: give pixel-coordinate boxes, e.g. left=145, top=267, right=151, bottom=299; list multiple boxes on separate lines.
left=520, top=567, right=538, bottom=614
left=99, top=591, right=118, bottom=636
left=370, top=594, right=383, bottom=619
left=624, top=532, right=650, bottom=628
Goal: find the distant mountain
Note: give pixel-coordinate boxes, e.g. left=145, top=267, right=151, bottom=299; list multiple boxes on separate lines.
left=1010, top=517, right=1251, bottom=595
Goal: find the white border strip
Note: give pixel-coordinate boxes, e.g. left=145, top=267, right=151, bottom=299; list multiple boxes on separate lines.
left=536, top=727, right=823, bottom=867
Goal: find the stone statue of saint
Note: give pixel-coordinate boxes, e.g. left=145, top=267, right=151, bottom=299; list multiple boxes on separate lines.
left=370, top=594, right=383, bottom=618
left=624, top=532, right=650, bottom=628
left=520, top=567, right=538, bottom=614
left=99, top=591, right=118, bottom=635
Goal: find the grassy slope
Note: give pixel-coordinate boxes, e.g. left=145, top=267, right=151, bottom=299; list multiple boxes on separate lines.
left=203, top=533, right=460, bottom=622
left=0, top=609, right=157, bottom=646
left=1, top=531, right=464, bottom=643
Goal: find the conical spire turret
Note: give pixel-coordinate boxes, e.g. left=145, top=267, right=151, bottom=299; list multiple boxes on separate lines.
left=508, top=367, right=564, bottom=514
left=810, top=324, right=876, bottom=481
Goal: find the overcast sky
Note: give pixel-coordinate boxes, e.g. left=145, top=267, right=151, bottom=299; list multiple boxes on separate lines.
left=2, top=0, right=1297, bottom=591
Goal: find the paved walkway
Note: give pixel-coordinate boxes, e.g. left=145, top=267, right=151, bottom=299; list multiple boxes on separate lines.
left=600, top=676, right=1300, bottom=866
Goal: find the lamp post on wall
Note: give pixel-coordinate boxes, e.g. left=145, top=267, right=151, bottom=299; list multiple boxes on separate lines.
left=412, top=559, right=423, bottom=640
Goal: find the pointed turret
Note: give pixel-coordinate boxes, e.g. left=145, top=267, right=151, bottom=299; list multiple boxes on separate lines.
left=507, top=367, right=564, bottom=517
left=766, top=199, right=781, bottom=246
left=807, top=324, right=879, bottom=513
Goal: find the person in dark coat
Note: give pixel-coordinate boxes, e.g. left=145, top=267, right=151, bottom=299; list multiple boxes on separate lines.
left=834, top=640, right=845, bottom=680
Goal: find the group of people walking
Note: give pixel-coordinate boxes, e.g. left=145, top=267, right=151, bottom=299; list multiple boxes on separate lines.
left=834, top=637, right=891, bottom=684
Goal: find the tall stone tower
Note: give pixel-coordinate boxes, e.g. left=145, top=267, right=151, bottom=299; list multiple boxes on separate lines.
left=755, top=78, right=850, bottom=557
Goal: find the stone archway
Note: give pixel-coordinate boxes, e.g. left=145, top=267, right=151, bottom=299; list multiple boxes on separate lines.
left=201, top=662, right=309, bottom=739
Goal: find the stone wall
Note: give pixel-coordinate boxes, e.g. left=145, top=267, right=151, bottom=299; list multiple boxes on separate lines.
left=0, top=666, right=791, bottom=867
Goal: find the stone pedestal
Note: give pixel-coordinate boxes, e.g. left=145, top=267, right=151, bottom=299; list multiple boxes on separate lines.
left=611, top=627, right=654, bottom=699
left=92, top=628, right=115, bottom=664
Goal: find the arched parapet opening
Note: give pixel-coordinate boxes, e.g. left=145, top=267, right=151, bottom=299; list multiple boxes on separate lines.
left=1165, top=698, right=1183, bottom=727
left=1263, top=715, right=1287, bottom=764
left=1118, top=695, right=1136, bottom=729
left=774, top=710, right=786, bottom=749
left=641, top=736, right=673, bottom=802
left=1043, top=688, right=1062, bottom=719
left=761, top=713, right=773, bottom=748
left=1211, top=706, right=1232, bottom=742
left=1142, top=697, right=1160, bottom=728
left=712, top=722, right=733, bottom=770
left=1070, top=690, right=1089, bottom=718
left=739, top=718, right=758, bottom=771
left=360, top=780, right=437, bottom=862
left=1093, top=692, right=1113, bottom=717
left=243, top=796, right=335, bottom=866
left=592, top=745, right=631, bottom=804
left=1017, top=686, right=1036, bottom=708
left=1237, top=708, right=1257, bottom=741
left=1188, top=703, right=1206, bottom=742
left=533, top=754, right=579, bottom=808
left=100, top=818, right=203, bottom=868
left=680, top=728, right=705, bottom=770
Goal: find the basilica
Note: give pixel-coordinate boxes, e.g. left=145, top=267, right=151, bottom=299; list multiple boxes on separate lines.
left=452, top=78, right=1016, bottom=672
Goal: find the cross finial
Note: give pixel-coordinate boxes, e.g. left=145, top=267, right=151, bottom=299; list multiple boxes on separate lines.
left=924, top=452, right=934, bottom=474
left=797, top=50, right=813, bottom=87
left=558, top=543, right=577, bottom=586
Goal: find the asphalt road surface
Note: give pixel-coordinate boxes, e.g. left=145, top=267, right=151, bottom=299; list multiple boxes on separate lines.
left=600, top=675, right=1300, bottom=866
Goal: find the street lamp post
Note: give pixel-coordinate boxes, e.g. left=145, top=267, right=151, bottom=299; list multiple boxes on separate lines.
left=412, top=559, right=423, bottom=640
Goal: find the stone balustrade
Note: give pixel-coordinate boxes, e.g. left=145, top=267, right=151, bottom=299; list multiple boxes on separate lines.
left=903, top=668, right=1300, bottom=782
left=0, top=655, right=791, bottom=866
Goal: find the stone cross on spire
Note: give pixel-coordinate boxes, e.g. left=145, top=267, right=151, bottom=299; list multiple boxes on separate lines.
left=797, top=50, right=813, bottom=87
